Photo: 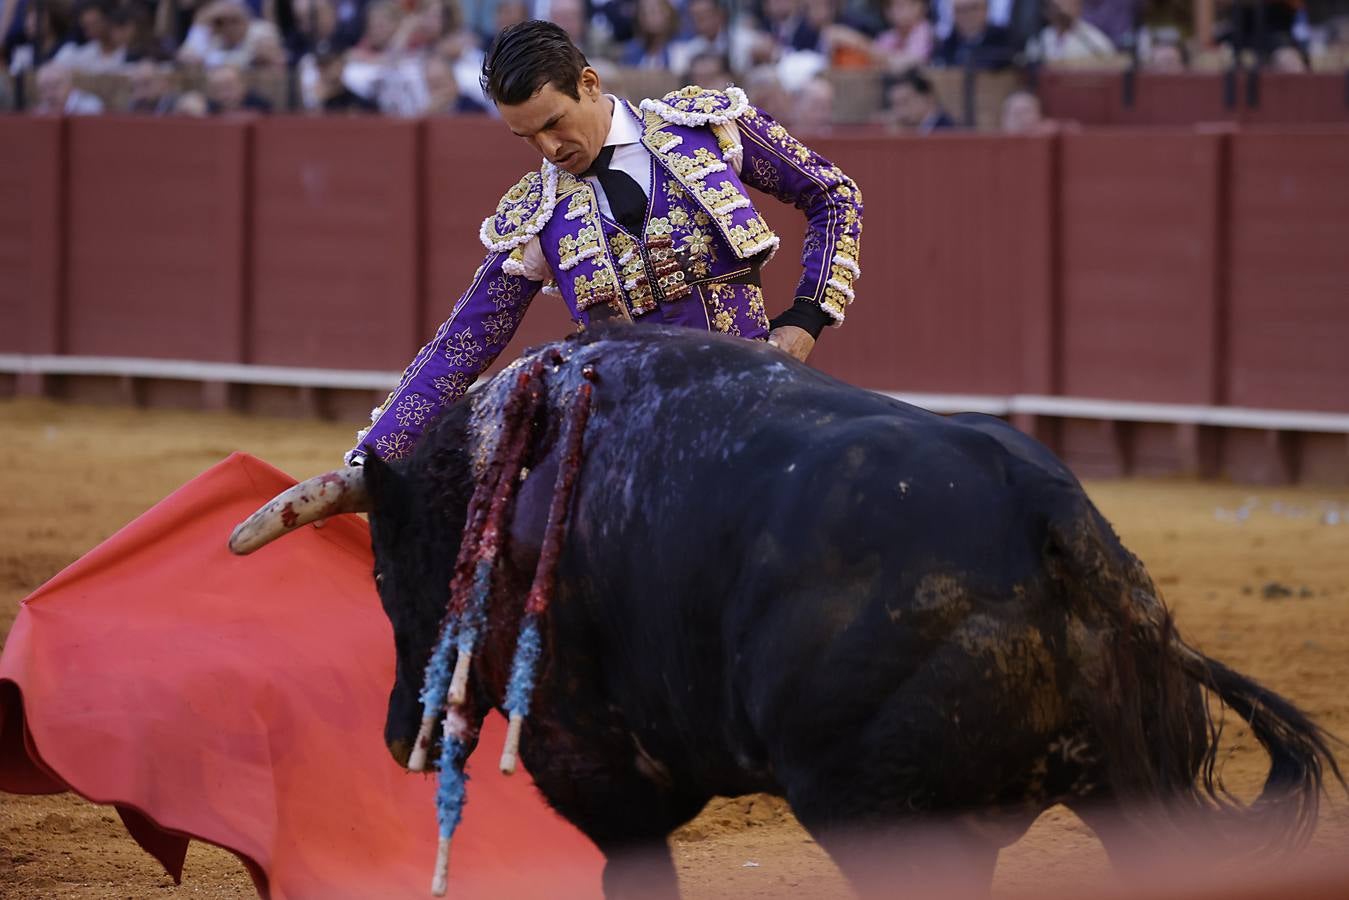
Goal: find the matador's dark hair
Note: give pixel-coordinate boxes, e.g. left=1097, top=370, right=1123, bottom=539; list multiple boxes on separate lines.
left=480, top=20, right=590, bottom=106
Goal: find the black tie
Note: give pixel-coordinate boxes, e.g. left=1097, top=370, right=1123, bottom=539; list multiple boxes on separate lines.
left=588, top=144, right=648, bottom=237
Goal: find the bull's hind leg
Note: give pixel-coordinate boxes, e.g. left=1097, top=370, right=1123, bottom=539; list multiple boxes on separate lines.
left=774, top=714, right=1009, bottom=898
left=762, top=641, right=1049, bottom=899
left=794, top=813, right=1001, bottom=900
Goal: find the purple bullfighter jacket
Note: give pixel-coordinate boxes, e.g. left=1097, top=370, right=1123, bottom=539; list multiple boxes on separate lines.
left=349, top=85, right=863, bottom=464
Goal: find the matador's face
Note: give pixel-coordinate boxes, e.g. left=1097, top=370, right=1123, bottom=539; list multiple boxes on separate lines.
left=499, top=68, right=612, bottom=177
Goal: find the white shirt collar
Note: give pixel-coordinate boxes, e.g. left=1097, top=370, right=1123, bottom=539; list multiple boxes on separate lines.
left=602, top=95, right=642, bottom=148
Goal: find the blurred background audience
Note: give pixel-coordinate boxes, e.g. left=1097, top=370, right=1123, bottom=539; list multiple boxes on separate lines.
left=2, top=0, right=1346, bottom=126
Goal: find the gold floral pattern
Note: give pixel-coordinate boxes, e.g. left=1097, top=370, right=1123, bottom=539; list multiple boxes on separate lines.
left=608, top=231, right=637, bottom=263
left=737, top=106, right=863, bottom=324
left=483, top=308, right=520, bottom=348
left=375, top=431, right=413, bottom=461
left=726, top=215, right=776, bottom=257
left=682, top=228, right=713, bottom=259
left=746, top=285, right=767, bottom=326
left=394, top=393, right=434, bottom=427
left=487, top=275, right=522, bottom=309
left=702, top=283, right=760, bottom=336
left=572, top=268, right=621, bottom=311
left=480, top=170, right=556, bottom=251
left=640, top=85, right=750, bottom=126
left=444, top=327, right=482, bottom=367
left=558, top=224, right=602, bottom=270
left=431, top=372, right=471, bottom=402
left=750, top=156, right=786, bottom=201
left=564, top=190, right=592, bottom=221
left=641, top=111, right=779, bottom=263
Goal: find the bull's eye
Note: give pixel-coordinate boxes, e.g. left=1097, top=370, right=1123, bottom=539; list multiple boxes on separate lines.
left=375, top=571, right=385, bottom=587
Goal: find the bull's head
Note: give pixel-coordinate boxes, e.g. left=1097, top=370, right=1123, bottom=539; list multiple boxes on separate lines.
left=230, top=455, right=468, bottom=769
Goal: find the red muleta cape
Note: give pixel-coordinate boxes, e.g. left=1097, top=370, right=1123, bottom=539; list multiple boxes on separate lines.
left=0, top=452, right=603, bottom=899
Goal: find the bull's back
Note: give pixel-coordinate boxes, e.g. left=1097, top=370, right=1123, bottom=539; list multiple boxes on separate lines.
left=539, top=330, right=1089, bottom=783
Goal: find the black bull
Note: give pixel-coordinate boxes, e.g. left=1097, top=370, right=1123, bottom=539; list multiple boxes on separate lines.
left=256, top=325, right=1343, bottom=897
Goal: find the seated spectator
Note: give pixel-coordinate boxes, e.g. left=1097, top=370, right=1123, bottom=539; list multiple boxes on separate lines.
left=684, top=49, right=735, bottom=88
left=1269, top=39, right=1310, bottom=71
left=547, top=0, right=591, bottom=52
left=315, top=52, right=378, bottom=113
left=291, top=0, right=344, bottom=110
left=432, top=29, right=489, bottom=109
left=205, top=62, right=272, bottom=112
left=871, top=0, right=934, bottom=71
left=790, top=0, right=833, bottom=56
left=1144, top=29, right=1188, bottom=71
left=1028, top=0, right=1115, bottom=63
left=670, top=0, right=750, bottom=75
left=591, top=0, right=639, bottom=46
left=1217, top=0, right=1298, bottom=57
left=808, top=0, right=882, bottom=67
left=755, top=0, right=808, bottom=62
left=288, top=0, right=344, bottom=59
left=34, top=63, right=104, bottom=114
left=127, top=60, right=178, bottom=113
left=116, top=1, right=165, bottom=62
left=1080, top=0, right=1136, bottom=47
left=175, top=91, right=209, bottom=116
left=878, top=67, right=956, bottom=132
left=932, top=0, right=1014, bottom=69
left=52, top=0, right=129, bottom=72
left=1000, top=88, right=1054, bottom=133
left=250, top=29, right=288, bottom=73
left=743, top=63, right=794, bottom=123
left=421, top=52, right=487, bottom=114
left=179, top=0, right=282, bottom=70
left=343, top=0, right=429, bottom=116
left=490, top=0, right=531, bottom=43
left=623, top=0, right=680, bottom=69
left=671, top=0, right=722, bottom=74
left=345, top=0, right=402, bottom=64
left=792, top=73, right=834, bottom=131
left=5, top=3, right=71, bottom=70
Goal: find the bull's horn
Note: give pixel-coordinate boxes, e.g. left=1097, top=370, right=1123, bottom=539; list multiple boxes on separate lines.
left=229, top=466, right=369, bottom=555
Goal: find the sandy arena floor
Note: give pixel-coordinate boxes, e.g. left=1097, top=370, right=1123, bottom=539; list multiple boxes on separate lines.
left=1, top=398, right=1347, bottom=898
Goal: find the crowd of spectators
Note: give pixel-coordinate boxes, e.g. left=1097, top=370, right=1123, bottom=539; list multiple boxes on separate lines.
left=3, top=0, right=1347, bottom=127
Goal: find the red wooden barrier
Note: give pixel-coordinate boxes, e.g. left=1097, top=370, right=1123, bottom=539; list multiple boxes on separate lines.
left=1041, top=72, right=1349, bottom=128
left=784, top=133, right=1054, bottom=395
left=1038, top=71, right=1116, bottom=126
left=2, top=116, right=1348, bottom=480
left=63, top=117, right=248, bottom=362
left=0, top=118, right=63, bottom=355
left=1058, top=130, right=1225, bottom=404
left=1112, top=74, right=1232, bottom=127
left=1226, top=130, right=1349, bottom=413
left=1243, top=74, right=1349, bottom=125
left=249, top=117, right=420, bottom=370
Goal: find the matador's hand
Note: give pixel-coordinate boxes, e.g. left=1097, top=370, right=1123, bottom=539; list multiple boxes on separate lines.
left=767, top=325, right=816, bottom=363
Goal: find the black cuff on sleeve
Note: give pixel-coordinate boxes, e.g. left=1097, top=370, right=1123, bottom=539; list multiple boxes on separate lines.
left=769, top=298, right=833, bottom=340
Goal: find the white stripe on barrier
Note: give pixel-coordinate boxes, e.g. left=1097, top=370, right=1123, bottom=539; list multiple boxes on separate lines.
left=0, top=354, right=402, bottom=391
left=3, top=354, right=1348, bottom=434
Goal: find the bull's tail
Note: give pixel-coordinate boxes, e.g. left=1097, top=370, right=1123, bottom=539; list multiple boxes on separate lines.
left=1049, top=500, right=1344, bottom=851
left=1172, top=638, right=1346, bottom=847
